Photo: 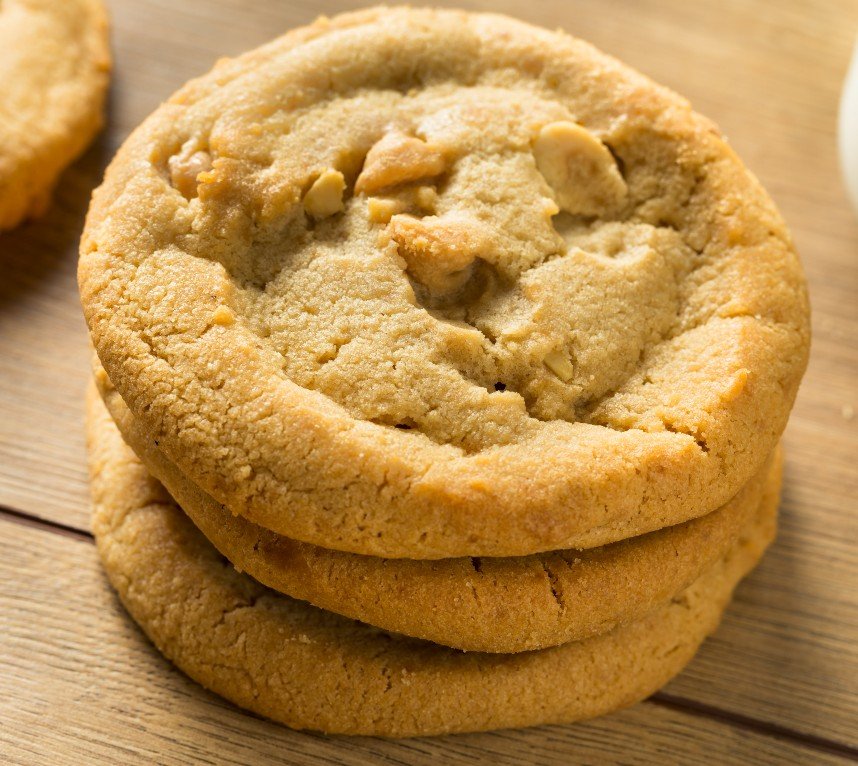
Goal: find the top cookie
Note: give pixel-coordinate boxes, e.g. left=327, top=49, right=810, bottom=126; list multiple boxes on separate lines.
left=0, top=0, right=110, bottom=230
left=79, top=7, right=809, bottom=558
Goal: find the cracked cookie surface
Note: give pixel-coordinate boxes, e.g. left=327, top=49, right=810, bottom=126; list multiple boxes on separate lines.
left=79, top=7, right=808, bottom=557
left=0, top=0, right=110, bottom=230
left=96, top=367, right=782, bottom=653
left=86, top=381, right=777, bottom=737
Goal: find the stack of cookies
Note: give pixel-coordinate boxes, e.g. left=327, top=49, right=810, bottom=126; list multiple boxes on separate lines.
left=79, top=8, right=810, bottom=737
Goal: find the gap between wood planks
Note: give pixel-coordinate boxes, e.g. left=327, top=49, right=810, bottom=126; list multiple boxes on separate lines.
left=2, top=502, right=856, bottom=762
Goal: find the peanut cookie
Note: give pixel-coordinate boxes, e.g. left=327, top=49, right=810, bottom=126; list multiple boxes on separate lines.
left=96, top=368, right=781, bottom=653
left=79, top=8, right=807, bottom=557
left=86, top=383, right=777, bottom=737
left=0, top=0, right=110, bottom=231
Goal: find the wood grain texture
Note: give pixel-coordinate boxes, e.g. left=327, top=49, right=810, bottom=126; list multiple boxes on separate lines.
left=0, top=0, right=856, bottom=761
left=0, top=516, right=852, bottom=766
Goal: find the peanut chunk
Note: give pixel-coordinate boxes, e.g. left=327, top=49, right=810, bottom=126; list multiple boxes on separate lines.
left=533, top=121, right=627, bottom=216
left=367, top=185, right=438, bottom=224
left=388, top=213, right=490, bottom=295
left=303, top=169, right=346, bottom=218
left=355, top=131, right=445, bottom=195
left=543, top=349, right=574, bottom=382
left=168, top=139, right=213, bottom=200
left=367, top=197, right=408, bottom=224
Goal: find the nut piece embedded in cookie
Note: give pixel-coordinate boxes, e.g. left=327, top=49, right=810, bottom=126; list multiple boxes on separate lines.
left=367, top=197, right=408, bottom=223
left=543, top=349, right=574, bottom=382
left=355, top=131, right=446, bottom=194
left=367, top=185, right=438, bottom=223
left=388, top=213, right=490, bottom=295
left=168, top=140, right=213, bottom=200
left=303, top=169, right=346, bottom=218
left=533, top=121, right=627, bottom=216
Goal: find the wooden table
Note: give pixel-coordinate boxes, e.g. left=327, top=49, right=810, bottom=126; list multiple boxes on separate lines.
left=2, top=1, right=856, bottom=763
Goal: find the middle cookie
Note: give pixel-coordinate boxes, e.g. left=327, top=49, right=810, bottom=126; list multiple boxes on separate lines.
left=96, top=368, right=779, bottom=654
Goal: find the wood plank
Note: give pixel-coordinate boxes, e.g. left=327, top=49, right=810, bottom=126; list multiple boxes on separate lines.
left=0, top=153, right=99, bottom=521
left=663, top=478, right=858, bottom=743
left=0, top=0, right=856, bottom=755
left=0, top=516, right=851, bottom=766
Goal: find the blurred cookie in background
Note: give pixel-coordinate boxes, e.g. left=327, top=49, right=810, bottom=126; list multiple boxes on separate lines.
left=0, top=0, right=110, bottom=232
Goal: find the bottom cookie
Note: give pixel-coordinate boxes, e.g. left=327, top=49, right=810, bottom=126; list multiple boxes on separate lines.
left=86, top=390, right=778, bottom=737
